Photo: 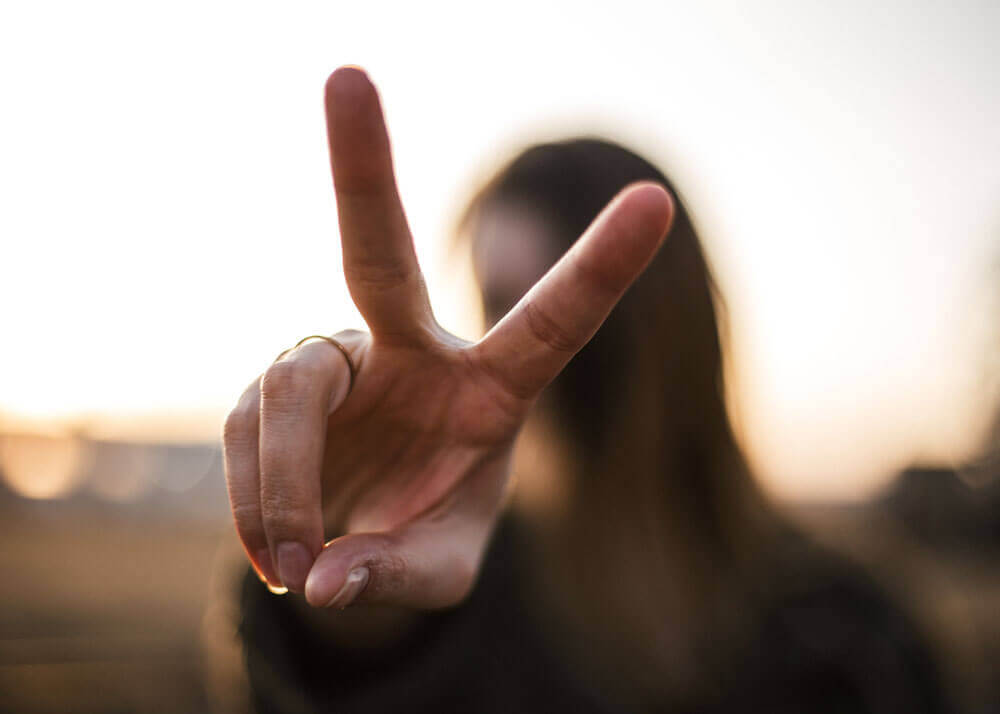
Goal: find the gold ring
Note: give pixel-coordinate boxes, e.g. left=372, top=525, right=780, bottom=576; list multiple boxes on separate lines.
left=274, top=335, right=357, bottom=395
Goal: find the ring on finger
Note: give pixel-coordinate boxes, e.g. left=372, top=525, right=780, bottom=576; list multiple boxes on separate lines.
left=274, top=335, right=358, bottom=395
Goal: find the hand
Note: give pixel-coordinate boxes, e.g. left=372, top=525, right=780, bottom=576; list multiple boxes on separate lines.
left=222, top=67, right=674, bottom=610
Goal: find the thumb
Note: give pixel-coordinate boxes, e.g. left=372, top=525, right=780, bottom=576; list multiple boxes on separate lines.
left=303, top=509, right=494, bottom=610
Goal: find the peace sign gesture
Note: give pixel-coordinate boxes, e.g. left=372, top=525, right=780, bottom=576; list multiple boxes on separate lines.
left=222, top=67, right=674, bottom=610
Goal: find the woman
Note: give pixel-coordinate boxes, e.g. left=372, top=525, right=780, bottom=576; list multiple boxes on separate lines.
left=223, top=67, right=945, bottom=713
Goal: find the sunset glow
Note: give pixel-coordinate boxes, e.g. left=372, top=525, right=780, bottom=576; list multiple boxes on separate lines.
left=1, top=0, right=997, bottom=500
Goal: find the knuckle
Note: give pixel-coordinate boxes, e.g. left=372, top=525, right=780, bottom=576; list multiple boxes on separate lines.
left=260, top=513, right=311, bottom=544
left=261, top=360, right=317, bottom=401
left=259, top=492, right=312, bottom=535
left=298, top=341, right=350, bottom=377
left=344, top=260, right=417, bottom=293
left=231, top=501, right=262, bottom=527
left=231, top=504, right=266, bottom=544
left=333, top=328, right=367, bottom=343
left=522, top=300, right=578, bottom=353
left=223, top=404, right=256, bottom=444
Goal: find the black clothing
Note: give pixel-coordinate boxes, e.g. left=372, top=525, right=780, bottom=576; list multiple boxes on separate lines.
left=239, top=517, right=946, bottom=714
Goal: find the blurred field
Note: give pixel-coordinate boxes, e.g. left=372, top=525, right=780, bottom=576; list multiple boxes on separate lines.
left=0, top=436, right=230, bottom=714
left=1, top=433, right=998, bottom=713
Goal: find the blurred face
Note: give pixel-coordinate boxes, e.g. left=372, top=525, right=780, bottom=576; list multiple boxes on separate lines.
left=470, top=201, right=565, bottom=327
left=470, top=201, right=574, bottom=511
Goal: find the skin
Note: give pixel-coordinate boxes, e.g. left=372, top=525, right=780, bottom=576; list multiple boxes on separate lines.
left=222, top=66, right=675, bottom=611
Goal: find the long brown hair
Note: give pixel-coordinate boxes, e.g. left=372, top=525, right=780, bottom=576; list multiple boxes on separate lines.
left=462, top=139, right=782, bottom=703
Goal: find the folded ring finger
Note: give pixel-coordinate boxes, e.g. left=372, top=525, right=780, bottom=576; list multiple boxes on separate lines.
left=258, top=335, right=355, bottom=592
left=223, top=378, right=279, bottom=587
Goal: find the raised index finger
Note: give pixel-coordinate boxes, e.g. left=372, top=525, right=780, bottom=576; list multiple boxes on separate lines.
left=474, top=183, right=674, bottom=399
left=325, top=67, right=433, bottom=341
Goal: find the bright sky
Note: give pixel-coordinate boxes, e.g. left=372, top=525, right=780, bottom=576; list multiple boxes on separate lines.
left=1, top=0, right=998, bottom=500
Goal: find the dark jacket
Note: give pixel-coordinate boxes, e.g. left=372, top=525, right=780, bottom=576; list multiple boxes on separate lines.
left=239, top=516, right=946, bottom=714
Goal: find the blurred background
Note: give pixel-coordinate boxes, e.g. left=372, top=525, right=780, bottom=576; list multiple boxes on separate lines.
left=1, top=0, right=998, bottom=712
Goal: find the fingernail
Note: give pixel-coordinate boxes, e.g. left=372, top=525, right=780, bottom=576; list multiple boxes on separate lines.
left=254, top=548, right=289, bottom=594
left=325, top=567, right=370, bottom=609
left=276, top=542, right=313, bottom=593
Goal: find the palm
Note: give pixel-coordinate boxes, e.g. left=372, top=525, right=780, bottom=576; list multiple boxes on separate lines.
left=320, top=336, right=521, bottom=537
left=223, top=67, right=674, bottom=609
